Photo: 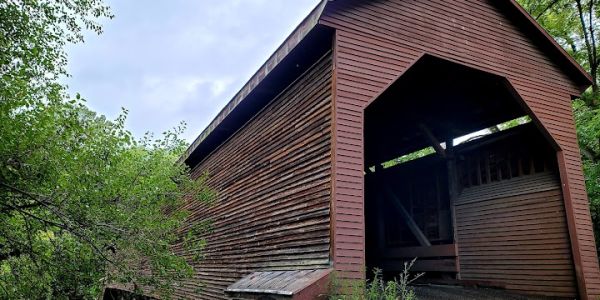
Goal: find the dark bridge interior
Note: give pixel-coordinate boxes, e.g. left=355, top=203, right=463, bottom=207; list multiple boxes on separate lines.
left=363, top=55, right=558, bottom=281
left=364, top=55, right=526, bottom=167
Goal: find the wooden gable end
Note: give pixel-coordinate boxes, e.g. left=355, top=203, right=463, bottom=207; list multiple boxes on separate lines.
left=321, top=0, right=586, bottom=97
left=319, top=0, right=600, bottom=299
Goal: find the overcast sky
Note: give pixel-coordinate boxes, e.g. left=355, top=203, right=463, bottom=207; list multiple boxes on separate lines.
left=65, top=0, right=321, bottom=142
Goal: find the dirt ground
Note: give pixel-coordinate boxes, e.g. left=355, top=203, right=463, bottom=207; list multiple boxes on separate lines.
left=414, top=284, right=564, bottom=300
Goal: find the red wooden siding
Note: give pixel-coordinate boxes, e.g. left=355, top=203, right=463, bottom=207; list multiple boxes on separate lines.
left=176, top=53, right=333, bottom=299
left=456, top=173, right=577, bottom=298
left=320, top=0, right=600, bottom=298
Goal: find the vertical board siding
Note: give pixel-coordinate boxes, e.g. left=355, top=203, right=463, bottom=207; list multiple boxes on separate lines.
left=321, top=0, right=600, bottom=298
left=176, top=53, right=333, bottom=299
left=456, top=173, right=577, bottom=298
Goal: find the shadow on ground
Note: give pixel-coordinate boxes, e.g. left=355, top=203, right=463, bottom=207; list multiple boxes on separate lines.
left=414, top=285, right=563, bottom=300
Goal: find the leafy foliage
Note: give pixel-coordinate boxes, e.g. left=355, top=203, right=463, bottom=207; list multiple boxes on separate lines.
left=519, top=0, right=600, bottom=103
left=517, top=0, right=600, bottom=248
left=574, top=99, right=600, bottom=240
left=0, top=0, right=212, bottom=298
left=329, top=259, right=424, bottom=300
left=381, top=147, right=436, bottom=169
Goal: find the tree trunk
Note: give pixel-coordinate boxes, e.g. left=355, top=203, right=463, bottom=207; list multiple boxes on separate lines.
left=591, top=65, right=599, bottom=107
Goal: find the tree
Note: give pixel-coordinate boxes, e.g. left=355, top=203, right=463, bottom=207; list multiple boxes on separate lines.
left=0, top=0, right=211, bottom=298
left=517, top=0, right=600, bottom=247
left=520, top=0, right=599, bottom=103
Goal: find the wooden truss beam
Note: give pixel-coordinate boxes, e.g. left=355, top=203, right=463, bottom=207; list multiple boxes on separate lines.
left=385, top=187, right=432, bottom=247
left=445, top=138, right=461, bottom=279
left=418, top=123, right=446, bottom=158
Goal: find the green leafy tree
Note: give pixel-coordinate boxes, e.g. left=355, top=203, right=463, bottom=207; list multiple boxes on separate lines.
left=519, top=0, right=599, bottom=101
left=517, top=0, right=600, bottom=247
left=0, top=0, right=211, bottom=298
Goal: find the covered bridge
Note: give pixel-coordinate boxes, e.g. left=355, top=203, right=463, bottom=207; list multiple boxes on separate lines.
left=174, top=0, right=600, bottom=299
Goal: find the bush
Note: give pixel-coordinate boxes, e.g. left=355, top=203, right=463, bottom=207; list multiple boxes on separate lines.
left=329, top=258, right=424, bottom=300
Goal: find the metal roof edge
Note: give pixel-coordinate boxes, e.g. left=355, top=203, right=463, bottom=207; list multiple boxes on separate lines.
left=180, top=0, right=590, bottom=166
left=179, top=0, right=329, bottom=165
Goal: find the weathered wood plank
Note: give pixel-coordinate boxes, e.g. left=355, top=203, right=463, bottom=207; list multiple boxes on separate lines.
left=171, top=53, right=334, bottom=300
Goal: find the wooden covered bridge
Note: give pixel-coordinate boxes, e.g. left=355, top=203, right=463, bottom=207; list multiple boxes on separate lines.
left=135, top=0, right=600, bottom=299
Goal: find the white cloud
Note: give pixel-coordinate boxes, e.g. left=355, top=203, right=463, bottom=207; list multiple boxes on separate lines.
left=210, top=78, right=234, bottom=97
left=139, top=75, right=232, bottom=114
left=65, top=0, right=322, bottom=141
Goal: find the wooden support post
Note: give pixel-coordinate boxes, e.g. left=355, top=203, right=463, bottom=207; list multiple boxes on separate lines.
left=476, top=155, right=482, bottom=185
left=529, top=158, right=535, bottom=174
left=466, top=158, right=472, bottom=187
left=506, top=153, right=513, bottom=179
left=418, top=123, right=446, bottom=158
left=371, top=167, right=387, bottom=260
left=446, top=139, right=461, bottom=279
left=375, top=193, right=386, bottom=257
left=518, top=157, right=524, bottom=176
left=384, top=187, right=432, bottom=247
left=483, top=151, right=491, bottom=183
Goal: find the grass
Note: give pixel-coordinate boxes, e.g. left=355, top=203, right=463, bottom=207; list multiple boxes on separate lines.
left=329, top=258, right=424, bottom=300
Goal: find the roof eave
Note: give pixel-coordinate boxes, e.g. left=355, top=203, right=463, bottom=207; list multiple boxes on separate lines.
left=180, top=0, right=593, bottom=166
left=508, top=0, right=593, bottom=93
left=179, top=0, right=328, bottom=165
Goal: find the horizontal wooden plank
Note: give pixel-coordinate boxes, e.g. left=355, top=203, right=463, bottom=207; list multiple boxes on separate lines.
left=324, top=0, right=598, bottom=297
left=175, top=53, right=334, bottom=299
left=383, top=244, right=457, bottom=259
left=455, top=172, right=576, bottom=297
left=381, top=259, right=457, bottom=273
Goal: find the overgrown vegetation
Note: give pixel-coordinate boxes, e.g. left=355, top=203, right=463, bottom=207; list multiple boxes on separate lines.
left=381, top=147, right=436, bottom=169
left=517, top=0, right=600, bottom=248
left=329, top=259, right=424, bottom=300
left=0, top=0, right=212, bottom=298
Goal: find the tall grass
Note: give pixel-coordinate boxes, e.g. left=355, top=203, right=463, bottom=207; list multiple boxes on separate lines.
left=329, top=258, right=424, bottom=300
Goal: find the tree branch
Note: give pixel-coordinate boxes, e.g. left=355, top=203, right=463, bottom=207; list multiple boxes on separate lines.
left=0, top=201, right=66, bottom=229
left=0, top=191, right=124, bottom=273
left=581, top=144, right=600, bottom=162
left=535, top=0, right=561, bottom=19
left=0, top=182, right=52, bottom=206
left=576, top=0, right=597, bottom=73
left=528, top=0, right=541, bottom=15
left=0, top=202, right=43, bottom=213
left=588, top=0, right=597, bottom=65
